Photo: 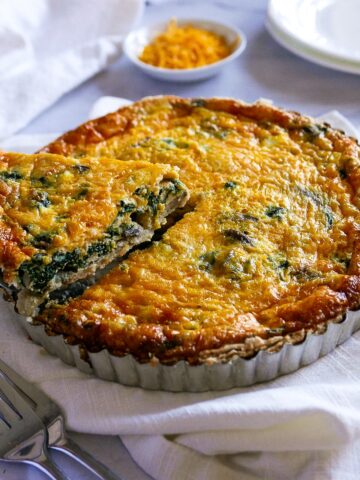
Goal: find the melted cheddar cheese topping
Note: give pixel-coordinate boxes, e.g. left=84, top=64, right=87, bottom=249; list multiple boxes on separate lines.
left=38, top=98, right=360, bottom=362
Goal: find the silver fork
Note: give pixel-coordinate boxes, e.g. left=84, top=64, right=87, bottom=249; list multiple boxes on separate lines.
left=0, top=357, right=122, bottom=480
left=0, top=371, right=67, bottom=479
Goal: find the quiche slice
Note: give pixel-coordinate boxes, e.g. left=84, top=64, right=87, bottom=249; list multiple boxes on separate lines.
left=0, top=151, right=189, bottom=315
left=35, top=96, right=360, bottom=366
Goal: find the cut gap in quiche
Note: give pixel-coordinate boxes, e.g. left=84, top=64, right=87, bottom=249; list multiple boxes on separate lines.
left=0, top=151, right=189, bottom=315
left=41, top=201, right=197, bottom=311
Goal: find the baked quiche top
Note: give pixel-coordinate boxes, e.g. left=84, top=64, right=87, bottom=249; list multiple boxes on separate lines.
left=36, top=96, right=360, bottom=364
left=0, top=151, right=188, bottom=300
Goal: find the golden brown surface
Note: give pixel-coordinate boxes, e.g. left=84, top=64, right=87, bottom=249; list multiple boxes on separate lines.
left=37, top=96, right=360, bottom=363
left=0, top=151, right=184, bottom=293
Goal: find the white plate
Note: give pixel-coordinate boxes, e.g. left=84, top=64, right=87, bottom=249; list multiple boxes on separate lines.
left=266, top=14, right=360, bottom=75
left=268, top=0, right=360, bottom=64
left=123, top=19, right=246, bottom=82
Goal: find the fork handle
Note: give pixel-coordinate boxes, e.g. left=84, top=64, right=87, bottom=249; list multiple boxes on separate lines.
left=51, top=437, right=122, bottom=480
left=27, top=454, right=68, bottom=480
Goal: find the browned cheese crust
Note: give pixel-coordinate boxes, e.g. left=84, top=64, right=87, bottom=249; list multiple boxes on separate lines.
left=36, top=96, right=360, bottom=365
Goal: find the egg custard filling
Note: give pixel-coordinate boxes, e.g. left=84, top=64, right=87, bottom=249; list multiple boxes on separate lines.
left=35, top=97, right=360, bottom=364
left=0, top=151, right=188, bottom=315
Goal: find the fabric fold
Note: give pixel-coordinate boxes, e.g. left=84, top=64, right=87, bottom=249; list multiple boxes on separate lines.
left=0, top=0, right=143, bottom=139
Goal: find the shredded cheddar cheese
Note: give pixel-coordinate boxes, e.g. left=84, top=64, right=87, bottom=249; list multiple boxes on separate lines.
left=139, top=19, right=232, bottom=69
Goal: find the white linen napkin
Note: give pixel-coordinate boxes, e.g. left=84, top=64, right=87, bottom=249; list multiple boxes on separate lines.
left=0, top=0, right=143, bottom=140
left=0, top=101, right=360, bottom=480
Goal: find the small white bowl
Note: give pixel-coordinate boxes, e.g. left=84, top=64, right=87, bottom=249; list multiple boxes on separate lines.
left=123, top=18, right=247, bottom=82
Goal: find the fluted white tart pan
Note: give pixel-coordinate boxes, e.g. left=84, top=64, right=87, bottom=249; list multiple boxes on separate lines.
left=16, top=309, right=360, bottom=392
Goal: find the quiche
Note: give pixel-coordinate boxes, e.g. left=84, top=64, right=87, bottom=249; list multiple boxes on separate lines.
left=35, top=96, right=360, bottom=365
left=0, top=151, right=189, bottom=315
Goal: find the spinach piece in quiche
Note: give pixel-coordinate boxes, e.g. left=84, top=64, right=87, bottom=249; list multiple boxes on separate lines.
left=31, top=231, right=56, bottom=248
left=134, top=186, right=148, bottom=198
left=72, top=164, right=90, bottom=173
left=332, top=254, right=351, bottom=270
left=265, top=206, right=286, bottom=220
left=301, top=124, right=328, bottom=141
left=291, top=268, right=321, bottom=283
left=117, top=201, right=136, bottom=215
left=200, top=120, right=229, bottom=140
left=161, top=138, right=177, bottom=148
left=159, top=179, right=183, bottom=203
left=191, top=99, right=206, bottom=108
left=75, top=186, right=89, bottom=200
left=217, top=211, right=258, bottom=224
left=199, top=251, right=217, bottom=272
left=31, top=175, right=53, bottom=187
left=338, top=167, right=348, bottom=179
left=219, top=251, right=255, bottom=281
left=0, top=171, right=23, bottom=181
left=19, top=249, right=87, bottom=292
left=161, top=138, right=189, bottom=149
left=87, top=239, right=113, bottom=258
left=324, top=207, right=334, bottom=229
left=297, top=186, right=334, bottom=229
left=134, top=186, right=158, bottom=213
left=268, top=255, right=290, bottom=281
left=223, top=229, right=255, bottom=246
left=224, top=181, right=237, bottom=190
left=297, top=186, right=323, bottom=206
left=31, top=191, right=51, bottom=209
left=135, top=180, right=183, bottom=214
left=212, top=130, right=228, bottom=140
left=147, top=192, right=159, bottom=214
left=163, top=338, right=182, bottom=350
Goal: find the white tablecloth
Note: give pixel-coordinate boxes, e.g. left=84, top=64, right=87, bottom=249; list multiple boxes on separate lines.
left=2, top=1, right=360, bottom=479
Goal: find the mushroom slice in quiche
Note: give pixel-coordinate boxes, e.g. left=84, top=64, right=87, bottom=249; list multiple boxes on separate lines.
left=0, top=151, right=188, bottom=314
left=35, top=96, right=360, bottom=366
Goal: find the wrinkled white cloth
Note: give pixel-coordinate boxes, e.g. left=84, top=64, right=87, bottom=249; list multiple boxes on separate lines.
left=0, top=101, right=360, bottom=480
left=0, top=0, right=143, bottom=140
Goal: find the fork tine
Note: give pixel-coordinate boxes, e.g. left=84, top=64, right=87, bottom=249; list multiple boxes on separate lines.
left=0, top=359, right=38, bottom=409
left=0, top=359, right=122, bottom=479
left=0, top=374, right=45, bottom=459
left=0, top=373, right=67, bottom=479
left=0, top=378, right=25, bottom=426
left=0, top=411, right=11, bottom=432
left=0, top=398, right=19, bottom=429
left=0, top=358, right=62, bottom=446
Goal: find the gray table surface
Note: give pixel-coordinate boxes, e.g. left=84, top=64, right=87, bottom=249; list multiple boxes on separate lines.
left=2, top=0, right=360, bottom=478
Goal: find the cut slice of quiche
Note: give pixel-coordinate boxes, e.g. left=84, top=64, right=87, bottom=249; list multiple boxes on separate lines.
left=0, top=151, right=188, bottom=314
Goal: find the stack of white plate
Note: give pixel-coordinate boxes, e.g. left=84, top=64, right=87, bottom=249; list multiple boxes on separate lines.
left=266, top=0, right=360, bottom=75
